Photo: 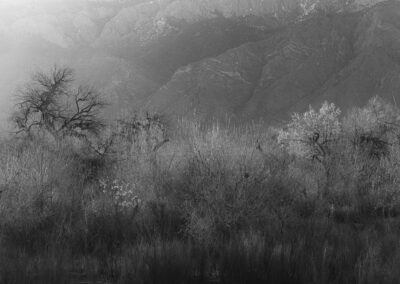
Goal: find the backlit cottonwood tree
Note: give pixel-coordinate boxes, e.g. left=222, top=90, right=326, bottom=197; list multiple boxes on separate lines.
left=12, top=66, right=106, bottom=140
left=278, top=102, right=342, bottom=197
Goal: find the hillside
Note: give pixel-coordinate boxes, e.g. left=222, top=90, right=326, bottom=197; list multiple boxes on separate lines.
left=0, top=0, right=398, bottom=126
left=146, top=0, right=400, bottom=121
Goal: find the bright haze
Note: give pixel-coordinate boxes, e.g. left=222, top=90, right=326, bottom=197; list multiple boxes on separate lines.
left=0, top=0, right=398, bottom=132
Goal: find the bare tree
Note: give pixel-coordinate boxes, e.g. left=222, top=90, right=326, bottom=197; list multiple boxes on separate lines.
left=12, top=66, right=106, bottom=140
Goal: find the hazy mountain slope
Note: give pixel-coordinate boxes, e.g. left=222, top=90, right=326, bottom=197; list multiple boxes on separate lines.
left=0, top=1, right=104, bottom=48
left=244, top=13, right=358, bottom=120
left=131, top=16, right=278, bottom=84
left=0, top=0, right=285, bottom=126
left=94, top=0, right=297, bottom=49
left=146, top=0, right=400, bottom=121
left=316, top=0, right=400, bottom=106
left=146, top=12, right=358, bottom=119
left=93, top=0, right=385, bottom=50
left=145, top=41, right=268, bottom=118
left=0, top=0, right=397, bottom=129
left=95, top=14, right=280, bottom=114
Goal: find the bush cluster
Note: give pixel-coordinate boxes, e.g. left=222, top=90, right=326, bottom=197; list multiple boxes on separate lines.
left=3, top=80, right=400, bottom=283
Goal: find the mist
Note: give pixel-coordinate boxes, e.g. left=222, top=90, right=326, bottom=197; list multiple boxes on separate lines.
left=0, top=0, right=146, bottom=133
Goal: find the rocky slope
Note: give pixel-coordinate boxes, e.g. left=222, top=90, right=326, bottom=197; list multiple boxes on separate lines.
left=0, top=0, right=386, bottom=50
left=93, top=0, right=386, bottom=50
left=145, top=0, right=400, bottom=121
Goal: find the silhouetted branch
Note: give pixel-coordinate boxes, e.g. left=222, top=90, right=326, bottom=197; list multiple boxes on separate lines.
left=12, top=66, right=106, bottom=140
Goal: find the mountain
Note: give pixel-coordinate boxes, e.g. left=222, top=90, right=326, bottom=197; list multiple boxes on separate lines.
left=0, top=0, right=289, bottom=124
left=0, top=0, right=398, bottom=129
left=93, top=0, right=386, bottom=52
left=145, top=0, right=400, bottom=122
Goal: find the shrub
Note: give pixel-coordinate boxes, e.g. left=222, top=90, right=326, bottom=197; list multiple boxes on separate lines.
left=343, top=96, right=400, bottom=159
left=278, top=102, right=341, bottom=162
left=4, top=91, right=400, bottom=283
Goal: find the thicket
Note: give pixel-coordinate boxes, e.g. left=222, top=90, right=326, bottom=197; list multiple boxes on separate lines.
left=2, top=67, right=400, bottom=283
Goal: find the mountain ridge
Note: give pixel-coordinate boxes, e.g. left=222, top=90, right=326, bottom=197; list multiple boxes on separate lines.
left=145, top=0, right=400, bottom=122
left=0, top=0, right=399, bottom=128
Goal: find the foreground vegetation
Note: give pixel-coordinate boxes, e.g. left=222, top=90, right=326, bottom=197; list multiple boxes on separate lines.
left=3, top=68, right=400, bottom=283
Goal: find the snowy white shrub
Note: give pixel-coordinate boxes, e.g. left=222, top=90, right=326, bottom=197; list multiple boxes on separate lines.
left=278, top=102, right=341, bottom=161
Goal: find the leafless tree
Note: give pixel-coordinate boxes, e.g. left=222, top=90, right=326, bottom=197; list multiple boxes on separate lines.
left=12, top=66, right=106, bottom=140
